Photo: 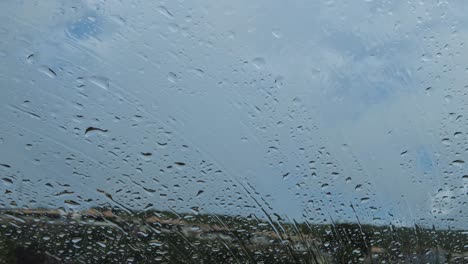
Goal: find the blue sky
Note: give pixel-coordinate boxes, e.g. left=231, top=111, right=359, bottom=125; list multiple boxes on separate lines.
left=0, top=0, right=467, bottom=229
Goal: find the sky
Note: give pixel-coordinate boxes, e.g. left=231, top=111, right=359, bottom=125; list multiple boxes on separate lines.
left=0, top=0, right=467, bottom=229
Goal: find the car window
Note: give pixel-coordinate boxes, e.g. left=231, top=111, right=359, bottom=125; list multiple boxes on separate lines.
left=0, top=1, right=467, bottom=263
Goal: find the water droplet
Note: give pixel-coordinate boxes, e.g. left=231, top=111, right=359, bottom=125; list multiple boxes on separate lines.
left=158, top=6, right=174, bottom=19
left=191, top=68, right=205, bottom=77
left=2, top=178, right=13, bottom=185
left=64, top=200, right=80, bottom=206
left=38, top=66, right=57, bottom=78
left=451, top=160, right=465, bottom=166
left=441, top=138, right=451, bottom=145
left=84, top=127, right=108, bottom=135
left=274, top=75, right=284, bottom=88
left=96, top=242, right=107, bottom=248
left=89, top=76, right=109, bottom=90
left=272, top=29, right=282, bottom=38
left=252, top=57, right=265, bottom=69
left=168, top=23, right=179, bottom=33
left=27, top=53, right=36, bottom=64
left=72, top=237, right=82, bottom=243
left=149, top=241, right=163, bottom=247
left=167, top=72, right=177, bottom=83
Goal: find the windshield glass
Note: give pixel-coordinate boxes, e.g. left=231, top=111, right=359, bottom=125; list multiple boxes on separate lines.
left=0, top=1, right=467, bottom=263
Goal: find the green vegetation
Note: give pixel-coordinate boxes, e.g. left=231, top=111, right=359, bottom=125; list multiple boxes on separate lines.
left=0, top=208, right=466, bottom=263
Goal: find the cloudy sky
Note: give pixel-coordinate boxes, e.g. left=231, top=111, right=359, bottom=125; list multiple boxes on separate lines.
left=0, top=0, right=467, bottom=229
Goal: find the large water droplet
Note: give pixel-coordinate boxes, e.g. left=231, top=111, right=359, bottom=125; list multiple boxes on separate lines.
left=167, top=72, right=177, bottom=83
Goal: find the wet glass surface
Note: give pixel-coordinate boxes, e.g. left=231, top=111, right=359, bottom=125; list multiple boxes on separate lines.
left=0, top=1, right=467, bottom=263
